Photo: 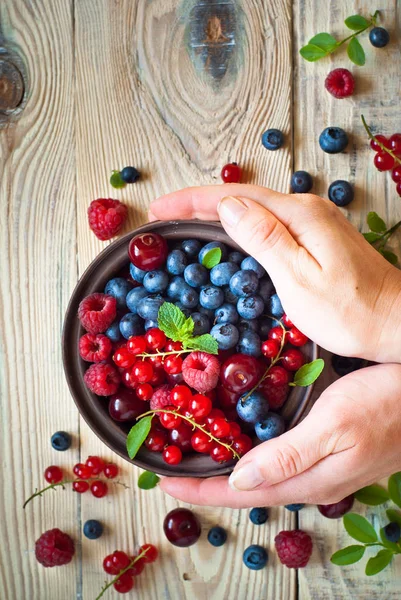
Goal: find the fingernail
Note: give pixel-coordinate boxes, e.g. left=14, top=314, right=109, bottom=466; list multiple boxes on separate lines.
left=218, top=196, right=248, bottom=228
left=228, top=462, right=264, bottom=491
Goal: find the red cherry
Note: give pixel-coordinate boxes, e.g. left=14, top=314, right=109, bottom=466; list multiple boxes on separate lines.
left=73, top=480, right=89, bottom=493
left=113, top=346, right=136, bottom=368
left=90, top=480, right=108, bottom=498
left=104, top=463, right=119, bottom=479
left=136, top=382, right=153, bottom=401
left=127, top=335, right=147, bottom=355
left=168, top=423, right=193, bottom=453
left=389, top=133, right=401, bottom=155
left=392, top=165, right=401, bottom=183
left=103, top=553, right=120, bottom=575
left=139, top=543, right=158, bottom=563
left=205, top=408, right=225, bottom=428
left=127, top=556, right=146, bottom=576
left=114, top=573, right=135, bottom=593
left=112, top=550, right=131, bottom=570
left=210, top=443, right=233, bottom=463
left=287, top=327, right=308, bottom=347
left=145, top=328, right=166, bottom=351
left=159, top=408, right=182, bottom=429
left=221, top=162, right=241, bottom=183
left=73, top=463, right=92, bottom=479
left=165, top=341, right=183, bottom=352
left=188, top=394, right=212, bottom=418
left=227, top=421, right=242, bottom=440
left=318, top=494, right=355, bottom=518
left=261, top=339, right=280, bottom=359
left=132, top=360, right=154, bottom=383
left=268, top=326, right=286, bottom=343
left=217, top=385, right=240, bottom=408
left=85, top=456, right=105, bottom=475
left=210, top=418, right=231, bottom=439
left=232, top=433, right=253, bottom=456
left=370, top=135, right=390, bottom=151
left=163, top=445, right=182, bottom=465
left=145, top=428, right=168, bottom=452
left=109, top=388, right=145, bottom=422
left=164, top=355, right=183, bottom=374
left=170, top=384, right=192, bottom=409
left=191, top=430, right=212, bottom=453
left=128, top=232, right=168, bottom=271
left=220, top=354, right=263, bottom=394
left=268, top=365, right=290, bottom=386
left=374, top=152, right=395, bottom=171
left=282, top=314, right=294, bottom=327
left=281, top=348, right=305, bottom=371
left=44, top=466, right=63, bottom=484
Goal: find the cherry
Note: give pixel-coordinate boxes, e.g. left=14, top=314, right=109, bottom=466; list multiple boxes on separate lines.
left=261, top=339, right=280, bottom=359
left=113, top=346, right=136, bottom=368
left=221, top=162, right=241, bottom=183
left=205, top=408, right=225, bottom=428
left=287, top=327, right=308, bottom=347
left=164, top=355, right=183, bottom=374
left=159, top=408, right=182, bottom=429
left=166, top=372, right=184, bottom=386
left=139, top=543, right=158, bottom=563
left=210, top=443, right=233, bottom=463
left=73, top=463, right=92, bottom=479
left=104, top=463, right=119, bottom=479
left=217, top=385, right=240, bottom=408
left=103, top=553, right=120, bottom=575
left=136, top=382, right=153, bottom=401
left=44, top=466, right=63, bottom=484
left=109, top=388, right=145, bottom=422
left=389, top=133, right=401, bottom=154
left=165, top=341, right=183, bottom=352
left=374, top=152, right=395, bottom=171
left=127, top=335, right=147, bottom=355
left=318, top=494, right=354, bottom=518
left=128, top=232, right=168, bottom=271
left=145, top=328, right=166, bottom=351
left=73, top=480, right=89, bottom=493
left=91, top=481, right=108, bottom=498
left=145, top=428, right=168, bottom=452
left=163, top=445, right=182, bottom=465
left=132, top=360, right=154, bottom=383
left=210, top=418, right=231, bottom=439
left=121, top=368, right=137, bottom=389
left=227, top=421, right=242, bottom=440
left=191, top=430, right=212, bottom=453
left=171, top=385, right=192, bottom=409
left=168, top=423, right=193, bottom=453
left=112, top=550, right=131, bottom=570
left=268, top=326, right=286, bottom=343
left=114, top=573, right=135, bottom=593
left=127, top=556, right=146, bottom=576
left=281, top=348, right=305, bottom=371
left=220, top=354, right=263, bottom=393
left=370, top=134, right=390, bottom=151
left=188, top=394, right=212, bottom=418
left=282, top=314, right=294, bottom=327
left=232, top=434, right=253, bottom=456
left=163, top=508, right=201, bottom=547
left=392, top=165, right=401, bottom=183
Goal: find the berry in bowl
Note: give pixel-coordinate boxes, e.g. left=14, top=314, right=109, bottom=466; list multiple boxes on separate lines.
left=63, top=221, right=320, bottom=477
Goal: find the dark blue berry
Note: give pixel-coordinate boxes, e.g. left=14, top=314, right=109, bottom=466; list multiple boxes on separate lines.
left=166, top=249, right=187, bottom=275
left=120, top=166, right=140, bottom=183
left=228, top=251, right=245, bottom=264
left=237, top=295, right=264, bottom=319
left=136, top=295, right=165, bottom=321
left=261, top=128, right=284, bottom=151
left=259, top=318, right=273, bottom=338
left=238, top=318, right=259, bottom=333
left=210, top=262, right=239, bottom=286
left=105, top=319, right=122, bottom=342
left=145, top=318, right=159, bottom=330
left=126, top=286, right=148, bottom=314
left=184, top=263, right=209, bottom=288
left=180, top=287, right=199, bottom=309
left=290, top=170, right=313, bottom=193
left=119, top=313, right=145, bottom=339
left=167, top=276, right=190, bottom=300
left=384, top=522, right=401, bottom=543
left=83, top=519, right=103, bottom=540
left=229, top=270, right=259, bottom=297
left=331, top=354, right=365, bottom=377
left=319, top=127, right=348, bottom=154
left=285, top=504, right=305, bottom=512
left=214, top=303, right=239, bottom=324
left=129, top=263, right=146, bottom=283
left=249, top=507, right=269, bottom=525
left=191, top=312, right=210, bottom=335
left=328, top=180, right=354, bottom=207
left=197, top=304, right=215, bottom=320
left=237, top=391, right=269, bottom=423
left=175, top=302, right=191, bottom=318
left=258, top=277, right=275, bottom=302
left=207, top=526, right=227, bottom=547
left=181, top=239, right=202, bottom=258
left=240, top=257, right=265, bottom=278
left=51, top=431, right=72, bottom=451
left=223, top=285, right=238, bottom=304
left=210, top=323, right=239, bottom=350
left=143, top=270, right=169, bottom=294
left=255, top=412, right=285, bottom=441
left=243, top=545, right=268, bottom=570
left=266, top=293, right=284, bottom=318
left=104, top=277, right=134, bottom=310
left=237, top=330, right=262, bottom=357
left=198, top=241, right=228, bottom=264
left=369, top=27, right=390, bottom=48
left=199, top=285, right=224, bottom=310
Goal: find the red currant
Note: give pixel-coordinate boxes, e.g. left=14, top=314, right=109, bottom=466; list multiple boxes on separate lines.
left=103, top=553, right=120, bottom=575
left=210, top=443, right=233, bottom=463
left=148, top=354, right=164, bottom=369
left=164, top=355, right=183, bottom=374
left=221, top=162, right=241, bottom=183
left=159, top=409, right=182, bottom=429
left=127, top=335, right=147, bottom=355
left=374, top=152, right=395, bottom=171
left=370, top=135, right=390, bottom=151
left=145, top=428, right=168, bottom=452
left=114, top=573, right=135, bottom=593
left=188, top=394, right=212, bottom=418
left=165, top=341, right=183, bottom=352
left=113, top=346, right=136, bottom=368
left=85, top=455, right=105, bottom=475
left=145, top=328, right=166, bottom=351
left=210, top=418, right=231, bottom=439
left=268, top=365, right=290, bottom=386
left=170, top=384, right=192, bottom=409
left=44, top=466, right=63, bottom=484
left=139, top=543, right=158, bottom=563
left=168, top=424, right=193, bottom=453
left=268, top=326, right=286, bottom=343
left=163, top=445, right=182, bottom=465
left=91, top=480, right=108, bottom=498
left=232, top=433, right=253, bottom=456
left=281, top=348, right=305, bottom=371
left=73, top=480, right=89, bottom=493
left=127, top=556, right=146, bottom=576
left=227, top=421, right=242, bottom=440
left=132, top=360, right=154, bottom=383
left=261, top=339, right=280, bottom=359
left=191, top=431, right=212, bottom=453
left=112, top=550, right=131, bottom=570
left=136, top=382, right=153, bottom=401
left=128, top=232, right=168, bottom=271
left=73, top=463, right=92, bottom=479
left=392, top=166, right=401, bottom=183
left=205, top=408, right=225, bottom=428
left=104, top=463, right=119, bottom=479
left=287, top=327, right=308, bottom=347
left=389, top=133, right=401, bottom=155
left=121, top=368, right=137, bottom=389
left=282, top=313, right=294, bottom=327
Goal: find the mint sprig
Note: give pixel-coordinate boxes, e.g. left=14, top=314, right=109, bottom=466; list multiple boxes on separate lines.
left=362, top=210, right=400, bottom=266
left=158, top=303, right=218, bottom=355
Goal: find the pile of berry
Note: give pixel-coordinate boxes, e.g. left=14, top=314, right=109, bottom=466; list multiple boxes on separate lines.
left=369, top=133, right=401, bottom=197
left=102, top=544, right=158, bottom=594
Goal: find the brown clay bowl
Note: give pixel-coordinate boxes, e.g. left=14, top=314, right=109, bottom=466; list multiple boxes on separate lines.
left=62, top=220, right=318, bottom=477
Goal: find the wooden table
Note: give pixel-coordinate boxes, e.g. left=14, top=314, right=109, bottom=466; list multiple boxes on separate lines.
left=1, top=1, right=400, bottom=598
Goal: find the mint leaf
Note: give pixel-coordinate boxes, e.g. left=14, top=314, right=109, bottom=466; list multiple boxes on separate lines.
left=347, top=37, right=366, bottom=66
left=386, top=509, right=401, bottom=528
left=309, top=33, right=337, bottom=52
left=290, top=358, right=324, bottom=387
left=184, top=334, right=219, bottom=355
left=365, top=549, right=394, bottom=576
left=110, top=171, right=126, bottom=189
left=367, top=211, right=387, bottom=233
left=330, top=545, right=365, bottom=566
left=126, top=416, right=153, bottom=459
left=137, top=470, right=160, bottom=490
left=380, top=250, right=398, bottom=265
left=388, top=472, right=401, bottom=508
left=202, top=247, right=222, bottom=269
left=354, top=484, right=390, bottom=506
left=343, top=513, right=378, bottom=543
left=344, top=15, right=369, bottom=30
left=180, top=316, right=194, bottom=339
left=158, top=302, right=187, bottom=341
left=299, top=43, right=328, bottom=61
left=380, top=527, right=400, bottom=552
left=363, top=232, right=381, bottom=243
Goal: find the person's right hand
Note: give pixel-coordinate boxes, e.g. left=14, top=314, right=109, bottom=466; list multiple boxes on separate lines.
left=149, top=184, right=401, bottom=363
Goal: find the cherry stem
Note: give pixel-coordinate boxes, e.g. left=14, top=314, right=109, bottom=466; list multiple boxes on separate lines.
left=136, top=409, right=241, bottom=460
left=95, top=547, right=149, bottom=600
left=23, top=478, right=129, bottom=509
left=361, top=114, right=401, bottom=166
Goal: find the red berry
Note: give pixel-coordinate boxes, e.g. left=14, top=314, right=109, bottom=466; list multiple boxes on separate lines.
left=232, top=433, right=253, bottom=456
left=109, top=388, right=145, bottom=421
left=163, top=508, right=201, bottom=547
left=145, top=328, right=166, bottom=351
left=127, top=336, right=147, bottom=355
left=145, top=428, right=168, bottom=452
left=203, top=389, right=216, bottom=402
left=268, top=326, right=285, bottom=343
left=168, top=424, right=193, bottom=453
left=221, top=162, right=241, bottom=183
left=170, top=385, right=192, bottom=409
left=191, top=430, right=212, bottom=453
left=227, top=421, right=242, bottom=440
left=268, top=365, right=290, bottom=386
left=281, top=348, right=305, bottom=371
left=132, top=360, right=154, bottom=383
left=127, top=556, right=146, bottom=576
left=121, top=368, right=137, bottom=389
left=73, top=480, right=89, bottom=493
left=389, top=133, right=401, bottom=154
left=210, top=443, right=233, bottom=463
left=88, top=198, right=127, bottom=241
left=79, top=333, right=112, bottom=362
left=318, top=494, right=354, bottom=518
left=148, top=354, right=164, bottom=369
left=112, top=550, right=131, bottom=570
left=282, top=314, right=294, bottom=328
left=78, top=293, right=117, bottom=334
left=392, top=165, right=401, bottom=183
left=104, top=463, right=119, bottom=479
left=374, top=152, right=395, bottom=171
left=182, top=351, right=220, bottom=393
left=103, top=553, right=120, bottom=575
left=397, top=181, right=401, bottom=197
left=85, top=456, right=105, bottom=475
left=163, top=445, right=182, bottom=465
left=220, top=354, right=262, bottom=394
left=44, top=466, right=63, bottom=484
left=165, top=341, right=183, bottom=352
left=73, top=463, right=92, bottom=479
left=35, top=528, right=75, bottom=567
left=91, top=481, right=108, bottom=498
left=113, top=346, right=136, bottom=368
left=128, top=232, right=168, bottom=271
left=325, top=68, right=355, bottom=99
left=150, top=384, right=171, bottom=410
left=275, top=530, right=313, bottom=568
left=370, top=134, right=390, bottom=151
left=164, top=355, right=183, bottom=375
left=113, top=572, right=135, bottom=593
left=83, top=362, right=120, bottom=396
left=287, top=327, right=308, bottom=347
left=188, top=394, right=212, bottom=418
left=149, top=367, right=166, bottom=386
left=205, top=408, right=225, bottom=428
left=210, top=418, right=231, bottom=439
left=216, top=385, right=240, bottom=408
left=259, top=380, right=289, bottom=409
left=136, top=382, right=153, bottom=401
left=159, top=409, right=182, bottom=429
left=139, top=543, right=158, bottom=563
left=261, top=339, right=280, bottom=359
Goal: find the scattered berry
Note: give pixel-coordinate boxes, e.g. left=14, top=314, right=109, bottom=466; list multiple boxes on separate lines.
left=127, top=556, right=146, bottom=576
left=317, top=494, right=354, bottom=518
left=91, top=481, right=108, bottom=498
left=374, top=152, right=395, bottom=171
left=73, top=463, right=92, bottom=479
left=261, top=128, right=284, bottom=151
left=73, top=480, right=89, bottom=493
left=384, top=522, right=401, bottom=543
left=319, top=127, right=348, bottom=154
left=79, top=333, right=112, bottom=362
left=139, top=543, right=158, bottom=562
left=328, top=180, right=354, bottom=207
left=290, top=170, right=313, bottom=193
left=113, top=572, right=135, bottom=593
left=51, top=431, right=72, bottom=451
left=112, top=550, right=131, bottom=570
left=104, top=463, right=119, bottom=479
left=168, top=424, right=193, bottom=453
left=163, top=508, right=201, bottom=547
left=221, top=162, right=241, bottom=183
left=207, top=526, right=227, bottom=547
left=275, top=530, right=313, bottom=568
left=35, top=528, right=75, bottom=567
left=163, top=355, right=183, bottom=375
left=88, top=198, right=127, bottom=241
left=369, top=27, right=390, bottom=48
left=285, top=504, right=305, bottom=512
left=182, top=351, right=220, bottom=393
left=44, top=466, right=63, bottom=484
left=249, top=507, right=269, bottom=525
left=78, top=293, right=117, bottom=334
left=120, top=166, right=140, bottom=183
left=83, top=519, right=103, bottom=540
left=243, top=544, right=268, bottom=570
left=84, top=362, right=120, bottom=396
left=325, top=68, right=355, bottom=99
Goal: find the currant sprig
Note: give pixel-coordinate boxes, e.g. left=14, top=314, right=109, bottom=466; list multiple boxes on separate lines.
left=23, top=478, right=129, bottom=509
left=136, top=348, right=190, bottom=360
left=95, top=547, right=149, bottom=600
left=361, top=115, right=401, bottom=166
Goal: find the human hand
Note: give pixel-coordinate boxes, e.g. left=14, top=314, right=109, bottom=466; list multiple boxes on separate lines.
left=149, top=184, right=401, bottom=363
left=159, top=363, right=401, bottom=507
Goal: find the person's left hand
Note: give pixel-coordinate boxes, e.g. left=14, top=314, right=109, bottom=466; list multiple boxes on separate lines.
left=159, top=363, right=401, bottom=508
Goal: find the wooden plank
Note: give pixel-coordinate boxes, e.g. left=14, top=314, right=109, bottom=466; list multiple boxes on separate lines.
left=75, top=1, right=296, bottom=598
left=0, top=1, right=79, bottom=599
left=293, top=1, right=401, bottom=598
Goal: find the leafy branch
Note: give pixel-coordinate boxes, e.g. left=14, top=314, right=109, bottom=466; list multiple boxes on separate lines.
left=362, top=211, right=400, bottom=265
left=157, top=302, right=218, bottom=355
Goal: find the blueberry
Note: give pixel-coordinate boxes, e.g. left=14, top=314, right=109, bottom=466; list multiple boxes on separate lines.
left=223, top=285, right=238, bottom=304
left=266, top=293, right=284, bottom=318
left=83, top=519, right=103, bottom=540
left=285, top=504, right=305, bottom=512
left=237, top=330, right=262, bottom=357
left=126, top=286, right=148, bottom=314
left=331, top=354, right=365, bottom=377
left=210, top=323, right=239, bottom=350
left=229, top=270, right=259, bottom=297
left=199, top=285, right=224, bottom=310
left=243, top=545, right=268, bottom=570
left=120, top=166, right=140, bottom=183
left=143, top=270, right=169, bottom=294
left=180, top=287, right=199, bottom=309
left=328, top=180, right=354, bottom=207
left=104, top=277, right=134, bottom=310
left=191, top=312, right=210, bottom=335
left=238, top=318, right=259, bottom=333
left=136, top=295, right=165, bottom=321
left=210, top=262, right=239, bottom=286
left=255, top=412, right=285, bottom=441
left=181, top=239, right=202, bottom=258
left=369, top=27, right=390, bottom=48
left=237, top=391, right=269, bottom=423
left=175, top=302, right=191, bottom=318
left=237, top=295, right=264, bottom=319
left=166, top=249, right=187, bottom=275
left=215, top=303, right=239, bottom=324
left=261, top=128, right=284, bottom=151
left=228, top=251, right=245, bottom=264
left=119, top=313, right=144, bottom=338
left=167, top=276, right=190, bottom=300
left=290, top=170, right=313, bottom=193
left=259, top=318, right=273, bottom=338
left=51, top=431, right=72, bottom=451
left=249, top=507, right=269, bottom=525
left=319, top=127, right=348, bottom=154
left=258, top=277, right=275, bottom=302
left=240, top=257, right=265, bottom=278
left=145, top=318, right=159, bottom=331
left=105, top=319, right=122, bottom=342
left=207, top=526, right=227, bottom=547
left=184, top=263, right=209, bottom=288
left=384, top=522, right=401, bottom=543
left=198, top=241, right=228, bottom=264
left=129, top=263, right=146, bottom=283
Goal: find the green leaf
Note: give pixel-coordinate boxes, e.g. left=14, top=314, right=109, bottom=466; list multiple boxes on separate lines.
left=363, top=232, right=381, bottom=243
left=386, top=509, right=401, bottom=528
left=388, top=472, right=401, bottom=508
left=330, top=545, right=366, bottom=566
left=290, top=358, right=324, bottom=387
left=126, top=416, right=153, bottom=459
left=180, top=316, right=195, bottom=339
left=365, top=549, right=394, bottom=576
left=380, top=527, right=400, bottom=552
left=344, top=15, right=369, bottom=30
left=202, top=247, right=222, bottom=269
left=343, top=513, right=378, bottom=543
left=184, top=334, right=219, bottom=355
left=110, top=171, right=126, bottom=189
left=157, top=302, right=186, bottom=342
left=137, top=470, right=160, bottom=490
left=347, top=37, right=366, bottom=66
left=308, top=33, right=337, bottom=52
left=354, top=484, right=390, bottom=506
left=299, top=44, right=329, bottom=62
left=367, top=211, right=387, bottom=233
left=381, top=250, right=398, bottom=265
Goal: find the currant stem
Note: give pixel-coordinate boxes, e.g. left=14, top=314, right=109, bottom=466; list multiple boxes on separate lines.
left=23, top=478, right=128, bottom=509
left=95, top=547, right=149, bottom=600
left=361, top=115, right=401, bottom=166
left=136, top=349, right=190, bottom=360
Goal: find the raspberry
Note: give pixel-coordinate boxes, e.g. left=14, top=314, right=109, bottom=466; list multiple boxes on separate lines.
left=88, top=198, right=127, bottom=241
left=182, top=352, right=220, bottom=393
left=274, top=530, right=313, bottom=568
left=259, top=380, right=289, bottom=409
left=83, top=362, right=120, bottom=396
left=79, top=333, right=112, bottom=362
left=78, top=293, right=116, bottom=334
left=325, top=68, right=355, bottom=99
left=150, top=384, right=172, bottom=410
left=35, top=528, right=75, bottom=567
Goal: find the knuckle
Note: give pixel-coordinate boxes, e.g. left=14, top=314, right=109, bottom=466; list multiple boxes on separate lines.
left=271, top=444, right=303, bottom=480
left=247, top=217, right=285, bottom=253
